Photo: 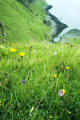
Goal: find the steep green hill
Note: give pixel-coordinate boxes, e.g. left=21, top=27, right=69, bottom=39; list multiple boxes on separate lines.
left=0, top=0, right=50, bottom=43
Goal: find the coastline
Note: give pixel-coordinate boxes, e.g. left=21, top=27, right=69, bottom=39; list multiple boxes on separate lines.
left=44, top=5, right=68, bottom=42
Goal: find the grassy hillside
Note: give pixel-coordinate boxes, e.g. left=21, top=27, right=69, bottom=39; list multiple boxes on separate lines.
left=0, top=0, right=50, bottom=43
left=0, top=0, right=80, bottom=120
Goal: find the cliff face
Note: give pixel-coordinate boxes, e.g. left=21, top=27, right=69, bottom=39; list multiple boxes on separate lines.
left=17, top=0, right=34, bottom=8
left=44, top=5, right=68, bottom=42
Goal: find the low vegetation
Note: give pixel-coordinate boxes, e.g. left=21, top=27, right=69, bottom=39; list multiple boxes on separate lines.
left=0, top=0, right=80, bottom=120
left=0, top=40, right=80, bottom=120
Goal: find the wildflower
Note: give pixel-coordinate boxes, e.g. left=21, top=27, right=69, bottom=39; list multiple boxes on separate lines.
left=49, top=42, right=52, bottom=44
left=53, top=74, right=57, bottom=78
left=30, top=107, right=34, bottom=113
left=51, top=112, right=54, bottom=116
left=53, top=52, right=57, bottom=56
left=19, top=52, right=25, bottom=57
left=25, top=43, right=27, bottom=47
left=0, top=82, right=2, bottom=87
left=62, top=89, right=66, bottom=94
left=33, top=50, right=37, bottom=53
left=68, top=111, right=71, bottom=114
left=10, top=48, right=16, bottom=53
left=22, top=80, right=26, bottom=84
left=66, top=66, right=70, bottom=70
left=59, top=89, right=66, bottom=96
left=0, top=45, right=5, bottom=49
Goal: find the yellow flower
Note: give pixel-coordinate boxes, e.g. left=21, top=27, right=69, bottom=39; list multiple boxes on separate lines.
left=62, top=89, right=66, bottom=94
left=10, top=48, right=16, bottom=53
left=53, top=74, right=57, bottom=78
left=68, top=111, right=71, bottom=114
left=66, top=66, right=70, bottom=70
left=19, top=52, right=25, bottom=57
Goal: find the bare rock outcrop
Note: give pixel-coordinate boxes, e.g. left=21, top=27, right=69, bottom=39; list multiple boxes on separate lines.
left=0, top=22, right=6, bottom=36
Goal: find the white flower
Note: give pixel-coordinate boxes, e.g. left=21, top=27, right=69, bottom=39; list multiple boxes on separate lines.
left=53, top=52, right=57, bottom=56
left=0, top=45, right=5, bottom=49
left=30, top=107, right=34, bottom=113
left=25, top=44, right=27, bottom=47
left=49, top=42, right=52, bottom=44
left=33, top=50, right=37, bottom=53
left=59, top=90, right=64, bottom=96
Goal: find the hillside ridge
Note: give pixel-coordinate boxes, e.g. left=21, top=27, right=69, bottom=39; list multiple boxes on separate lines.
left=0, top=0, right=50, bottom=43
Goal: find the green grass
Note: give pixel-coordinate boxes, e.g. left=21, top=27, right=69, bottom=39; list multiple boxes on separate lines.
left=0, top=0, right=50, bottom=43
left=0, top=0, right=80, bottom=120
left=0, top=40, right=80, bottom=120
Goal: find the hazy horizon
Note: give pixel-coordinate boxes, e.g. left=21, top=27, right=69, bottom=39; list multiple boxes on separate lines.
left=45, top=0, right=80, bottom=29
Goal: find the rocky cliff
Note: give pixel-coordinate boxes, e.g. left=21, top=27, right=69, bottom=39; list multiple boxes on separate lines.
left=44, top=5, right=68, bottom=42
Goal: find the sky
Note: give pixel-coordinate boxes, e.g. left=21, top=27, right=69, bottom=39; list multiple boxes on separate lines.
left=45, top=0, right=80, bottom=29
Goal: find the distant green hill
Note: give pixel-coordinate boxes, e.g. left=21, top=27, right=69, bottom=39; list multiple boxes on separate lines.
left=0, top=0, right=50, bottom=43
left=60, top=29, right=80, bottom=43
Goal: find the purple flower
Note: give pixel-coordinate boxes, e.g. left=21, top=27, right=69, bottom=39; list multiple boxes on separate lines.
left=22, top=80, right=26, bottom=84
left=51, top=112, right=54, bottom=116
left=58, top=90, right=64, bottom=96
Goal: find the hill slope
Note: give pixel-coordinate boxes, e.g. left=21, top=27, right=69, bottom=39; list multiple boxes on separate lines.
left=0, top=0, right=50, bottom=43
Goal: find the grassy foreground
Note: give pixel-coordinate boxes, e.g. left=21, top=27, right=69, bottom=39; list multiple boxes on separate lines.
left=0, top=40, right=80, bottom=120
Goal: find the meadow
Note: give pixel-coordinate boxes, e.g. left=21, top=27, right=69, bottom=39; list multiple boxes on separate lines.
left=0, top=40, right=80, bottom=120
left=0, top=0, right=80, bottom=119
